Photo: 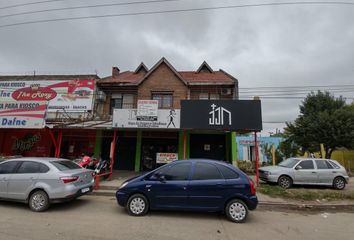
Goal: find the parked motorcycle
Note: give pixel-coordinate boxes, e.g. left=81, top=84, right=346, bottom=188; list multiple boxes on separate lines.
left=94, top=158, right=111, bottom=176
left=79, top=155, right=99, bottom=170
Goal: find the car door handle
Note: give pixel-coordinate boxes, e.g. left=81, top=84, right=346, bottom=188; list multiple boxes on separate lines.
left=183, top=186, right=187, bottom=190
left=332, top=171, right=337, bottom=174
left=311, top=172, right=316, bottom=174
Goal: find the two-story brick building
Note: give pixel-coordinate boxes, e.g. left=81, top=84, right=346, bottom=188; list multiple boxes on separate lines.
left=96, top=58, right=239, bottom=172
left=0, top=58, right=262, bottom=174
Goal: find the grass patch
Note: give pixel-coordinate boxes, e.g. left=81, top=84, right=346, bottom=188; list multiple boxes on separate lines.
left=257, top=184, right=354, bottom=201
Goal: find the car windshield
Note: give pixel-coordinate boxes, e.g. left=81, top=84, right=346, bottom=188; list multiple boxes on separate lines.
left=278, top=158, right=300, bottom=168
left=51, top=161, right=81, bottom=171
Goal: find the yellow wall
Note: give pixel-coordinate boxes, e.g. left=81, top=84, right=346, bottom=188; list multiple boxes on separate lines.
left=331, top=150, right=354, bottom=172
left=304, top=150, right=354, bottom=172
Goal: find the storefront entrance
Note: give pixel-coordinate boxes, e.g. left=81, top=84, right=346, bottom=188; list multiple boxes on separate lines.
left=141, top=135, right=178, bottom=171
left=114, top=137, right=136, bottom=171
left=189, top=134, right=226, bottom=161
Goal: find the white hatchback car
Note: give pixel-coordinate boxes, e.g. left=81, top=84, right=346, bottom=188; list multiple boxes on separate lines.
left=259, top=158, right=350, bottom=189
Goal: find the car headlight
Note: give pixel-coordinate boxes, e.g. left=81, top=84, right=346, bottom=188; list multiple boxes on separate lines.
left=263, top=171, right=271, bottom=176
left=119, top=182, right=129, bottom=189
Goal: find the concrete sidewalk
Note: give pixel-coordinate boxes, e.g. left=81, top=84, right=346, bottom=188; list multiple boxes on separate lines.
left=92, top=171, right=354, bottom=210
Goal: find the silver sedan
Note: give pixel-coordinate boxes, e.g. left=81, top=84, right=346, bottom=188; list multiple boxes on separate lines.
left=258, top=158, right=350, bottom=189
left=0, top=157, right=94, bottom=212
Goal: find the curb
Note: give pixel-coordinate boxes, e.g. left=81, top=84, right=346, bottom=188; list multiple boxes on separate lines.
left=90, top=191, right=354, bottom=211
left=258, top=201, right=354, bottom=212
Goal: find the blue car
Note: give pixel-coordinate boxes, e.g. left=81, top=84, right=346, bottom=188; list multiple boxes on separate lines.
left=116, top=159, right=257, bottom=223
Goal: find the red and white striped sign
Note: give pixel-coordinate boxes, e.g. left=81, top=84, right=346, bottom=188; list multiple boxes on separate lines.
left=0, top=101, right=46, bottom=129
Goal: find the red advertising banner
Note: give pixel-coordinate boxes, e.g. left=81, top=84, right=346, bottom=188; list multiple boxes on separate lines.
left=0, top=79, right=95, bottom=112
left=0, top=101, right=46, bottom=129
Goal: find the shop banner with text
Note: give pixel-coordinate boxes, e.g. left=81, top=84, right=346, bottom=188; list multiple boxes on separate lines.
left=156, top=153, right=178, bottom=164
left=0, top=80, right=94, bottom=112
left=181, top=100, right=262, bottom=131
left=0, top=101, right=46, bottom=129
left=113, top=109, right=180, bottom=129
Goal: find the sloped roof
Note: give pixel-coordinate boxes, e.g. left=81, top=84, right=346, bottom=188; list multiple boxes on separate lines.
left=134, top=62, right=149, bottom=74
left=196, top=61, right=213, bottom=73
left=98, top=58, right=237, bottom=86
left=180, top=71, right=235, bottom=85
left=137, top=57, right=188, bottom=85
left=99, top=71, right=143, bottom=85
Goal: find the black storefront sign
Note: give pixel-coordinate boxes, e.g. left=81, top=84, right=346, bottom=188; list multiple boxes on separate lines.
left=181, top=100, right=262, bottom=131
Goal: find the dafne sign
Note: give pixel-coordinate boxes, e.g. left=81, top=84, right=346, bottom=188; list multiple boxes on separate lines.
left=180, top=100, right=262, bottom=131
left=0, top=101, right=46, bottom=129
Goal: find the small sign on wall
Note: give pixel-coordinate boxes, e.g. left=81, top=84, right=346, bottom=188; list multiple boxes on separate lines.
left=156, top=153, right=178, bottom=164
left=137, top=100, right=158, bottom=121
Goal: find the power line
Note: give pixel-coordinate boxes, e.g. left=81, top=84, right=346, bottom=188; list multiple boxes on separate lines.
left=239, top=84, right=354, bottom=89
left=0, top=0, right=183, bottom=19
left=1, top=1, right=354, bottom=28
left=0, top=0, right=64, bottom=10
left=239, top=88, right=354, bottom=94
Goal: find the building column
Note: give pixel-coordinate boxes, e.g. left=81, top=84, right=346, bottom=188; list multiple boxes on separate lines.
left=93, top=129, right=103, bottom=159
left=225, top=133, right=230, bottom=162
left=231, top=131, right=237, bottom=167
left=185, top=131, right=190, bottom=159
left=178, top=130, right=184, bottom=159
left=134, top=130, right=142, bottom=172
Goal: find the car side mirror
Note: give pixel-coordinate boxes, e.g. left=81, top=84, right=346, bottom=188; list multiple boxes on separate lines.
left=295, top=165, right=302, bottom=170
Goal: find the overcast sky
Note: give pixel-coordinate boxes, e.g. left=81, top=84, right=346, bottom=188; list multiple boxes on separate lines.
left=0, top=0, right=353, bottom=135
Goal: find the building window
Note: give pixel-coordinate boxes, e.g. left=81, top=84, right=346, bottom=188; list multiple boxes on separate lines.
left=199, top=93, right=220, bottom=100
left=210, top=93, right=220, bottom=100
left=199, top=93, right=209, bottom=100
left=110, top=93, right=135, bottom=114
left=152, top=93, right=173, bottom=109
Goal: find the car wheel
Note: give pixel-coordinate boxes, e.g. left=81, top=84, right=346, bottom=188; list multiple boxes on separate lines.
left=29, top=190, right=50, bottom=212
left=126, top=194, right=149, bottom=216
left=333, top=177, right=346, bottom=190
left=225, top=199, right=248, bottom=223
left=278, top=176, right=292, bottom=189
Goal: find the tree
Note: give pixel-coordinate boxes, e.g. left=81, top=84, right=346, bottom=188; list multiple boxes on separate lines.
left=278, top=139, right=300, bottom=159
left=284, top=91, right=354, bottom=159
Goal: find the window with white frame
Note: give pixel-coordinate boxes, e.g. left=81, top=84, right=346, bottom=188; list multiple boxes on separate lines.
left=199, top=93, right=220, bottom=100
left=152, top=93, right=173, bottom=109
left=110, top=93, right=135, bottom=114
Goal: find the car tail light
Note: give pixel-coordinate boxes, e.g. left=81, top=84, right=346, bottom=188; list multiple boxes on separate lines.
left=60, top=176, right=79, bottom=184
left=249, top=178, right=256, bottom=195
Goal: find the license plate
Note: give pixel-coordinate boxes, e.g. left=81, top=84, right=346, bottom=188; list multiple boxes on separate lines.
left=81, top=187, right=90, bottom=193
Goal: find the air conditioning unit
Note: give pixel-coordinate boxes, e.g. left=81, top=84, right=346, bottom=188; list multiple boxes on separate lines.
left=220, top=88, right=232, bottom=95
left=96, top=91, right=106, bottom=101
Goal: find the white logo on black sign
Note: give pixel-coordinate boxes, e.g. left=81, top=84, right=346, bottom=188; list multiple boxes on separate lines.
left=209, top=104, right=231, bottom=125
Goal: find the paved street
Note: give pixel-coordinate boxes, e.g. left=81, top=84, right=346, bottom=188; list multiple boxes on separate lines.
left=1, top=195, right=354, bottom=240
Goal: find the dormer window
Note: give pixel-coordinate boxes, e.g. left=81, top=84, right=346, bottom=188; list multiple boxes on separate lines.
left=196, top=61, right=213, bottom=73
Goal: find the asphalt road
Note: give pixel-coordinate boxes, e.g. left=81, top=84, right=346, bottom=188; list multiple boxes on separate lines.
left=0, top=195, right=353, bottom=240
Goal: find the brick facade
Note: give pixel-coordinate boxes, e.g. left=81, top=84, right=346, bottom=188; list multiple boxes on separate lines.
left=138, top=62, right=188, bottom=109
left=97, top=58, right=238, bottom=115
